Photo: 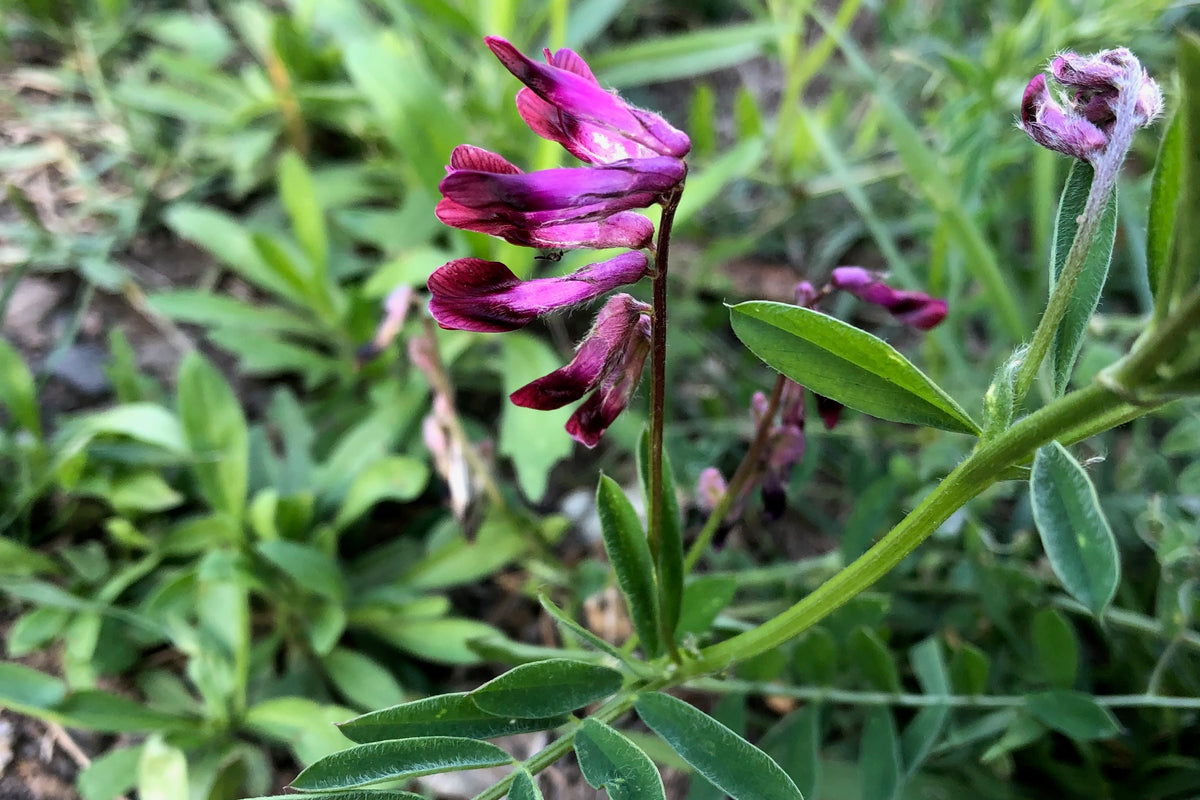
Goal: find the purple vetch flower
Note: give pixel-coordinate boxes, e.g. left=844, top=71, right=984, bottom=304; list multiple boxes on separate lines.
left=510, top=294, right=650, bottom=409
left=427, top=253, right=648, bottom=333
left=565, top=313, right=652, bottom=448
left=830, top=266, right=948, bottom=330
left=1019, top=48, right=1162, bottom=162
left=436, top=146, right=656, bottom=249
left=696, top=467, right=728, bottom=513
left=438, top=148, right=684, bottom=229
left=511, top=294, right=653, bottom=448
left=486, top=37, right=691, bottom=163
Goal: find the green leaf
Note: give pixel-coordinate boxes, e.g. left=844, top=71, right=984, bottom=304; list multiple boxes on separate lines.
left=138, top=736, right=188, bottom=800
left=1048, top=162, right=1118, bottom=395
left=574, top=718, right=666, bottom=800
left=7, top=606, right=70, bottom=655
left=508, top=768, right=544, bottom=800
left=730, top=302, right=979, bottom=434
left=54, top=689, right=197, bottom=733
left=676, top=576, right=737, bottom=638
left=761, top=706, right=821, bottom=800
left=1146, top=110, right=1183, bottom=299
left=256, top=539, right=345, bottom=602
left=471, top=659, right=624, bottom=718
left=147, top=290, right=323, bottom=336
left=78, top=745, right=143, bottom=800
left=339, top=692, right=568, bottom=744
left=163, top=204, right=295, bottom=302
left=638, top=430, right=684, bottom=641
left=290, top=738, right=512, bottom=791
left=1030, top=442, right=1120, bottom=619
left=1032, top=608, right=1079, bottom=689
left=848, top=627, right=900, bottom=692
left=0, top=539, right=59, bottom=577
left=61, top=403, right=189, bottom=456
left=1026, top=691, right=1121, bottom=741
left=949, top=643, right=990, bottom=695
left=538, top=592, right=633, bottom=665
left=501, top=334, right=574, bottom=502
left=0, top=662, right=66, bottom=711
left=981, top=713, right=1046, bottom=763
left=860, top=707, right=902, bottom=800
left=596, top=474, right=660, bottom=657
left=0, top=337, right=41, bottom=436
left=278, top=150, right=328, bottom=278
left=401, top=509, right=528, bottom=591
left=334, top=456, right=430, bottom=530
left=591, top=22, right=779, bottom=87
left=177, top=352, right=249, bottom=521
left=636, top=692, right=803, bottom=800
left=1164, top=32, right=1200, bottom=309
left=322, top=648, right=405, bottom=711
left=901, top=637, right=950, bottom=774
left=243, top=697, right=355, bottom=765
left=366, top=616, right=501, bottom=665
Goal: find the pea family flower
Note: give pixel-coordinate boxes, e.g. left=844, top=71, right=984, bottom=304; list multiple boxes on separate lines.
left=1019, top=48, right=1162, bottom=162
left=426, top=37, right=689, bottom=447
left=830, top=266, right=948, bottom=330
left=486, top=37, right=691, bottom=164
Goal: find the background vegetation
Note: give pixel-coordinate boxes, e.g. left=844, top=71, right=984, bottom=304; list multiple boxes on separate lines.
left=1, top=0, right=1197, bottom=798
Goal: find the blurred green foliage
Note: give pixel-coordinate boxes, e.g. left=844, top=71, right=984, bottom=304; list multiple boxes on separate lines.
left=1, top=0, right=1198, bottom=798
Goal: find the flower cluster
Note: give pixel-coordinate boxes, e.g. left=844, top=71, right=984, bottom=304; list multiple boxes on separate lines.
left=703, top=269, right=948, bottom=520
left=426, top=37, right=689, bottom=447
left=1019, top=48, right=1162, bottom=162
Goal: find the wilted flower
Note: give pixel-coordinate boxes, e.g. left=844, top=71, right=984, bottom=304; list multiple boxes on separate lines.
left=511, top=294, right=652, bottom=448
left=696, top=467, right=728, bottom=513
left=1019, top=48, right=1161, bottom=162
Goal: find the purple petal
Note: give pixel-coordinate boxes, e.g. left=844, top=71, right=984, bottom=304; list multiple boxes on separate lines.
left=565, top=314, right=651, bottom=447
left=510, top=294, right=647, bottom=409
left=427, top=253, right=648, bottom=333
left=447, top=144, right=523, bottom=174
left=830, top=267, right=948, bottom=330
left=486, top=36, right=690, bottom=160
left=814, top=394, right=844, bottom=431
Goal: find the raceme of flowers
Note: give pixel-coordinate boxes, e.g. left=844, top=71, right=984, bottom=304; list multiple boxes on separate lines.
left=426, top=37, right=690, bottom=447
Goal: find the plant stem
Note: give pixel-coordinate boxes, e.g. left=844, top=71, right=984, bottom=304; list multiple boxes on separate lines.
left=648, top=184, right=685, bottom=658
left=686, top=381, right=1132, bottom=675
left=684, top=374, right=786, bottom=574
left=690, top=678, right=1200, bottom=710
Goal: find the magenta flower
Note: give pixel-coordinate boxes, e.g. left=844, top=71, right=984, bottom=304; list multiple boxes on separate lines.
left=487, top=37, right=691, bottom=164
left=428, top=253, right=648, bottom=333
left=436, top=145, right=667, bottom=246
left=830, top=267, right=948, bottom=330
left=511, top=294, right=652, bottom=448
left=1019, top=48, right=1161, bottom=162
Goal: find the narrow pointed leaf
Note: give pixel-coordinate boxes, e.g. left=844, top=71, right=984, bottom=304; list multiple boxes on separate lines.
left=636, top=692, right=803, bottom=800
left=0, top=338, right=41, bottom=436
left=596, top=474, right=660, bottom=657
left=860, top=707, right=902, bottom=800
left=1030, top=442, right=1120, bottom=619
left=470, top=659, right=624, bottom=718
left=1026, top=690, right=1121, bottom=740
left=1048, top=162, right=1118, bottom=395
left=177, top=352, right=248, bottom=521
left=761, top=706, right=821, bottom=799
left=574, top=718, right=666, bottom=800
left=1166, top=32, right=1200, bottom=308
left=247, top=794, right=424, bottom=800
left=338, top=693, right=568, bottom=743
left=290, top=738, right=512, bottom=791
left=538, top=592, right=635, bottom=665
left=278, top=150, right=328, bottom=278
left=508, top=768, right=544, bottom=800
left=0, top=662, right=66, bottom=711
left=1146, top=110, right=1182, bottom=300
left=901, top=637, right=950, bottom=775
left=638, top=430, right=684, bottom=640
left=731, top=301, right=979, bottom=434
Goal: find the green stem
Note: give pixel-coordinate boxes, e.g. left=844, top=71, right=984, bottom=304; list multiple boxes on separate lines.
left=687, top=381, right=1129, bottom=675
left=690, top=678, right=1200, bottom=710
